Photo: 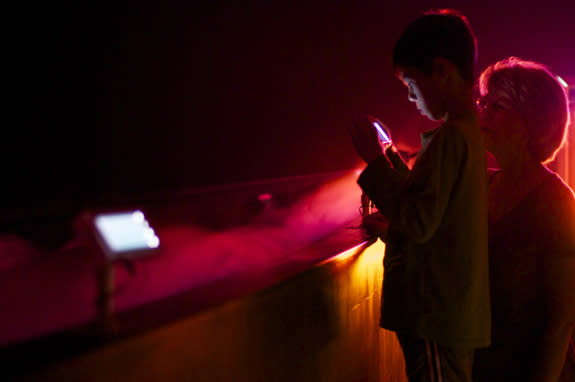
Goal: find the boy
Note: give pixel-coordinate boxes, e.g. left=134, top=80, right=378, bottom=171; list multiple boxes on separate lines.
left=348, top=9, right=491, bottom=382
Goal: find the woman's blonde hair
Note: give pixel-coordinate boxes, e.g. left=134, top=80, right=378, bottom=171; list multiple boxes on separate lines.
left=478, top=57, right=570, bottom=164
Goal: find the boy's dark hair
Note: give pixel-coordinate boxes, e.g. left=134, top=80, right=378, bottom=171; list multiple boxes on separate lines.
left=393, top=9, right=477, bottom=83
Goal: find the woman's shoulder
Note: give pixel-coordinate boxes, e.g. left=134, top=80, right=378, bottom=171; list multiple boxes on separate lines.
left=538, top=169, right=575, bottom=205
left=487, top=168, right=501, bottom=184
left=535, top=170, right=575, bottom=251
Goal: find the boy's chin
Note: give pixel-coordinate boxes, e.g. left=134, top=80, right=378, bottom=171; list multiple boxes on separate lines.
left=423, top=112, right=443, bottom=121
left=416, top=108, right=431, bottom=119
left=427, top=110, right=447, bottom=122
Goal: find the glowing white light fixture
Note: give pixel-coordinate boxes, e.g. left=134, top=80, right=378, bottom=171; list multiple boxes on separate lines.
left=93, top=209, right=160, bottom=260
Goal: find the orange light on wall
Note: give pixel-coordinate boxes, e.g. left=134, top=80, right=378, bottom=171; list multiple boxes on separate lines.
left=552, top=75, right=575, bottom=190
left=568, top=75, right=575, bottom=189
left=570, top=107, right=575, bottom=189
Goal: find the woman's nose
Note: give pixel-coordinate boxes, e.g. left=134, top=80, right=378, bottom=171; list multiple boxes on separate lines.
left=479, top=112, right=491, bottom=126
left=479, top=107, right=492, bottom=120
left=407, top=91, right=417, bottom=102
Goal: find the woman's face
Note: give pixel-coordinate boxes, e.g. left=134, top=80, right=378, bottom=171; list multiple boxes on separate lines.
left=477, top=85, right=528, bottom=159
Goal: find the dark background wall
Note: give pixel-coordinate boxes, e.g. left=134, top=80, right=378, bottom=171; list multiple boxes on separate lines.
left=6, top=0, right=575, bottom=208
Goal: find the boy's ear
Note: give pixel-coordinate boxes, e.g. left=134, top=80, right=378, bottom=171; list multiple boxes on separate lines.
left=431, top=57, right=454, bottom=80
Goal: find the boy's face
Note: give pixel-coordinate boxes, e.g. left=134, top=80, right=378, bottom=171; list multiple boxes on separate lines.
left=398, top=67, right=445, bottom=121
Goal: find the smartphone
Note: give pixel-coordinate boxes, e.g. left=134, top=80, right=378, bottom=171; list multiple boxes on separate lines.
left=372, top=121, right=392, bottom=146
left=93, top=210, right=160, bottom=260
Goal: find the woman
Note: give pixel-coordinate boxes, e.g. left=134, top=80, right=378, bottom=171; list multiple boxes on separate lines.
left=472, top=57, right=575, bottom=381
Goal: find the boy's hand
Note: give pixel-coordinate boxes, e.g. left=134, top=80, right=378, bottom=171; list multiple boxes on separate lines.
left=362, top=212, right=390, bottom=239
left=385, top=146, right=411, bottom=175
left=348, top=115, right=386, bottom=164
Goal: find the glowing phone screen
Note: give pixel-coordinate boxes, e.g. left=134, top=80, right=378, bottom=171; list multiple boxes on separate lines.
left=373, top=121, right=391, bottom=145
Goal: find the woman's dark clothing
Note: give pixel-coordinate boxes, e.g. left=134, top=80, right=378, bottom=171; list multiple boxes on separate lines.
left=473, top=169, right=575, bottom=381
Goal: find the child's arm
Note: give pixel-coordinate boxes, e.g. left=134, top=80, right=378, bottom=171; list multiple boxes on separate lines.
left=361, top=212, right=390, bottom=241
left=385, top=146, right=411, bottom=176
left=358, top=124, right=467, bottom=243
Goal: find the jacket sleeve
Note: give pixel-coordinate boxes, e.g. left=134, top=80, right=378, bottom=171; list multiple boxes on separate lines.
left=358, top=125, right=467, bottom=244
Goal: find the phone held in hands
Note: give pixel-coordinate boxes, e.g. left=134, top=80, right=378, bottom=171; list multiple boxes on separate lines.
left=372, top=120, right=392, bottom=148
